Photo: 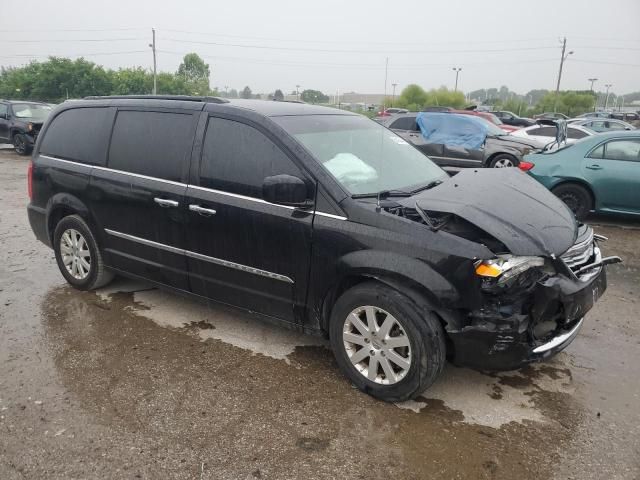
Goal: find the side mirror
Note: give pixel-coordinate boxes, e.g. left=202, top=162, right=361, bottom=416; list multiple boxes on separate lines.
left=0, top=113, right=7, bottom=120
left=263, top=174, right=312, bottom=208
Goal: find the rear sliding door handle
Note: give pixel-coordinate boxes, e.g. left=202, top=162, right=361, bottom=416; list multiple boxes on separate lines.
left=154, top=197, right=179, bottom=208
left=585, top=164, right=603, bottom=170
left=189, top=204, right=217, bottom=216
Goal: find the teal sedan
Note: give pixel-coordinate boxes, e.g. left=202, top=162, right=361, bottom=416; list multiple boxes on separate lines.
left=523, top=131, right=640, bottom=220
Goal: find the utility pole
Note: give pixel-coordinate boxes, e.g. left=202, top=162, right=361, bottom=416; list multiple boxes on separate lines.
left=588, top=78, right=598, bottom=110
left=588, top=78, right=597, bottom=91
left=604, top=84, right=612, bottom=110
left=452, top=67, right=462, bottom=92
left=554, top=37, right=573, bottom=112
left=391, top=83, right=397, bottom=107
left=296, top=85, right=301, bottom=101
left=149, top=28, right=157, bottom=95
left=383, top=57, right=389, bottom=110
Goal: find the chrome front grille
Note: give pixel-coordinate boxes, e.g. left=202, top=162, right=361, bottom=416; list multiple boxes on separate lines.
left=561, top=227, right=595, bottom=270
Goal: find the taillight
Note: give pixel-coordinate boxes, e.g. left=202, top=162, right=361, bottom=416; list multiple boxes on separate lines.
left=27, top=161, right=33, bottom=199
left=518, top=161, right=535, bottom=172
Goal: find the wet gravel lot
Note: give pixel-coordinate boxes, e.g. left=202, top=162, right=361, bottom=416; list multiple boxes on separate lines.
left=1, top=147, right=639, bottom=479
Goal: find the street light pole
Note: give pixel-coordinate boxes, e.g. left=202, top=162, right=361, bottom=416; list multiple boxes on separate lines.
left=149, top=28, right=157, bottom=95
left=588, top=78, right=597, bottom=91
left=383, top=57, right=389, bottom=109
left=296, top=84, right=301, bottom=101
left=554, top=37, right=573, bottom=112
left=604, top=84, right=612, bottom=110
left=452, top=67, right=462, bottom=92
left=588, top=78, right=598, bottom=110
left=391, top=83, right=397, bottom=107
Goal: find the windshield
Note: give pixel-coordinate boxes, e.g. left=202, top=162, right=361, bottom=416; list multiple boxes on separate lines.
left=12, top=103, right=52, bottom=121
left=274, top=115, right=447, bottom=195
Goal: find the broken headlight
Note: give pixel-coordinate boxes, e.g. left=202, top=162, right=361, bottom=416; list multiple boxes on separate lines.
left=475, top=256, right=545, bottom=286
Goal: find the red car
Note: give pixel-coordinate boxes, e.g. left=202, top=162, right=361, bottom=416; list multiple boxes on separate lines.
left=451, top=110, right=519, bottom=133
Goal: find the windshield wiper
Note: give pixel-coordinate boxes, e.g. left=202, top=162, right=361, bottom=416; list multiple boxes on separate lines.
left=411, top=180, right=443, bottom=194
left=351, top=189, right=412, bottom=199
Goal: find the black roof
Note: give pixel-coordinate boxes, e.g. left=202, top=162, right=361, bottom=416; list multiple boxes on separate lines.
left=76, top=95, right=355, bottom=117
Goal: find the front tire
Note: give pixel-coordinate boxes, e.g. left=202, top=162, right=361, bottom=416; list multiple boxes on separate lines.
left=329, top=282, right=446, bottom=402
left=53, top=215, right=114, bottom=290
left=552, top=183, right=593, bottom=220
left=489, top=153, right=518, bottom=168
left=13, top=133, right=31, bottom=156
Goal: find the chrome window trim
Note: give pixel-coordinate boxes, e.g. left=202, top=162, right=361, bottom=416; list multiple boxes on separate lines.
left=39, top=155, right=347, bottom=219
left=104, top=228, right=294, bottom=284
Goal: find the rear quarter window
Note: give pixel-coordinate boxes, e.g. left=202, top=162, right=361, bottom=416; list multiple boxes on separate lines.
left=39, top=107, right=114, bottom=165
left=108, top=110, right=196, bottom=182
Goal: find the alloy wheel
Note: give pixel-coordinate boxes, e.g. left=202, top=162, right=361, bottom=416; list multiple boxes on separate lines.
left=342, top=306, right=412, bottom=385
left=494, top=158, right=514, bottom=168
left=60, top=228, right=91, bottom=280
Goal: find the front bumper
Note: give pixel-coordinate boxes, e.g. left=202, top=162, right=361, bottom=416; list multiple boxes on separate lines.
left=448, top=259, right=607, bottom=371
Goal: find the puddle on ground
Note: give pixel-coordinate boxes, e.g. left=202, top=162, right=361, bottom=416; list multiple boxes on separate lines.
left=96, top=278, right=577, bottom=430
left=97, top=278, right=325, bottom=363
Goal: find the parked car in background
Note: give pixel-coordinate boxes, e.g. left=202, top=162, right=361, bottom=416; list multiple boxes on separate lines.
left=533, top=112, right=569, bottom=120
left=28, top=95, right=614, bottom=401
left=525, top=131, right=640, bottom=219
left=568, top=118, right=635, bottom=133
left=376, top=107, right=409, bottom=117
left=380, top=112, right=541, bottom=168
left=511, top=123, right=594, bottom=146
left=0, top=100, right=53, bottom=155
left=576, top=111, right=611, bottom=119
left=451, top=109, right=519, bottom=133
left=609, top=112, right=640, bottom=126
left=491, top=111, right=535, bottom=127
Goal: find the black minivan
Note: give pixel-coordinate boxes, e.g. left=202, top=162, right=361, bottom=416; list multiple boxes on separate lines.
left=27, top=96, right=616, bottom=402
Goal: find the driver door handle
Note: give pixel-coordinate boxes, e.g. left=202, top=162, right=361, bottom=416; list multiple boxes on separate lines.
left=189, top=204, right=217, bottom=216
left=586, top=164, right=603, bottom=170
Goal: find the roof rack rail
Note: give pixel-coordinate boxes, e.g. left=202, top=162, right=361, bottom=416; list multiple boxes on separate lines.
left=83, top=95, right=229, bottom=104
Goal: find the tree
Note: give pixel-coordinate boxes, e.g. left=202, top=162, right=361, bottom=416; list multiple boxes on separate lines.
left=300, top=89, right=329, bottom=104
left=228, top=88, right=239, bottom=98
left=177, top=53, right=211, bottom=95
left=395, top=84, right=428, bottom=111
left=535, top=91, right=595, bottom=116
left=240, top=86, right=252, bottom=99
left=274, top=89, right=284, bottom=101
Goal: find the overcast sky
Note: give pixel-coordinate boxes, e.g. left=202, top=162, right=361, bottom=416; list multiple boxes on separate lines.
left=1, top=0, right=639, bottom=96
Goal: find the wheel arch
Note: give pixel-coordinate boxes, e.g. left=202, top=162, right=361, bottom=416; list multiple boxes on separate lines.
left=318, top=251, right=464, bottom=336
left=45, top=193, right=100, bottom=245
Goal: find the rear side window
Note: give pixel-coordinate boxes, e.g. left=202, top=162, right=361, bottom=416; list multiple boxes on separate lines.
left=200, top=117, right=303, bottom=198
left=39, top=107, right=113, bottom=165
left=108, top=110, right=195, bottom=181
left=389, top=116, right=418, bottom=131
left=568, top=129, right=588, bottom=139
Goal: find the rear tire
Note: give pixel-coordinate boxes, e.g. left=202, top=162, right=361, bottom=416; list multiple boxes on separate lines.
left=552, top=183, right=593, bottom=220
left=329, top=282, right=446, bottom=402
left=53, top=215, right=114, bottom=290
left=489, top=154, right=518, bottom=168
left=13, top=133, right=31, bottom=156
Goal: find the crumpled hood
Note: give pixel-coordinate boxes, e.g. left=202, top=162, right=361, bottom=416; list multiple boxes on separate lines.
left=401, top=168, right=577, bottom=257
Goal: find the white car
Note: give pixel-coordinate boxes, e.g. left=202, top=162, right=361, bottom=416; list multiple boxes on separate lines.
left=567, top=117, right=635, bottom=132
left=510, top=123, right=594, bottom=146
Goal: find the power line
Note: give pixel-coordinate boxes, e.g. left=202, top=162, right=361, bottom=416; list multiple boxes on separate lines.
left=0, top=37, right=146, bottom=43
left=161, top=28, right=560, bottom=47
left=0, top=27, right=146, bottom=33
left=0, top=50, right=148, bottom=59
left=160, top=37, right=560, bottom=54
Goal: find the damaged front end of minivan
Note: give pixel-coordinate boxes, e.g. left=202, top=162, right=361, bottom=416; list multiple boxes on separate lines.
left=392, top=168, right=621, bottom=370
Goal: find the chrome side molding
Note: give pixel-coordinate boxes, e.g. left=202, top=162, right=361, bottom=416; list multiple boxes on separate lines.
left=104, top=228, right=294, bottom=284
